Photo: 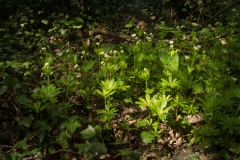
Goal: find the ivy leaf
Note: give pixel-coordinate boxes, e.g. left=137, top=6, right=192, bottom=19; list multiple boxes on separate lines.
left=60, top=29, right=67, bottom=36
left=89, top=142, right=108, bottom=156
left=15, top=94, right=32, bottom=105
left=34, top=120, right=52, bottom=132
left=80, top=125, right=96, bottom=140
left=76, top=143, right=92, bottom=154
left=14, top=139, right=28, bottom=150
left=19, top=115, right=34, bottom=128
left=57, top=136, right=69, bottom=149
left=95, top=125, right=102, bottom=134
left=67, top=120, right=81, bottom=135
left=0, top=85, right=8, bottom=95
left=140, top=131, right=154, bottom=144
left=135, top=119, right=149, bottom=128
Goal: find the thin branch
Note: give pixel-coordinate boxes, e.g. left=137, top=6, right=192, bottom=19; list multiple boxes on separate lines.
left=197, top=0, right=240, bottom=31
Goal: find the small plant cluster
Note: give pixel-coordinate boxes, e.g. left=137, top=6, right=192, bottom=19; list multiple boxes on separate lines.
left=1, top=11, right=240, bottom=160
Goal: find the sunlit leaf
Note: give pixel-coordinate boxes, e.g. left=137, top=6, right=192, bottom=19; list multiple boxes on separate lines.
left=80, top=125, right=96, bottom=140
left=140, top=131, right=154, bottom=144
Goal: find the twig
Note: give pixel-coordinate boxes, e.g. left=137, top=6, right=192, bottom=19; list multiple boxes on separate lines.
left=89, top=29, right=133, bottom=42
left=197, top=0, right=240, bottom=31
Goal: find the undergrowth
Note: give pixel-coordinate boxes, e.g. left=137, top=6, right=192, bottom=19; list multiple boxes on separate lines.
left=1, top=8, right=240, bottom=160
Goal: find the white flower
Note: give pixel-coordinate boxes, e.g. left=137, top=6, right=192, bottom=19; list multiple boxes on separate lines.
left=131, top=34, right=136, bottom=37
left=191, top=23, right=198, bottom=27
left=99, top=51, right=104, bottom=55
left=193, top=45, right=201, bottom=50
left=169, top=40, right=174, bottom=44
left=44, top=62, right=49, bottom=67
left=41, top=47, right=46, bottom=51
left=185, top=55, right=190, bottom=60
left=231, top=77, right=237, bottom=81
left=146, top=37, right=151, bottom=41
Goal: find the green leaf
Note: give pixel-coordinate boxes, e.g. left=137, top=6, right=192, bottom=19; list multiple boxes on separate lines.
left=95, top=125, right=102, bottom=134
left=76, top=143, right=92, bottom=154
left=3, top=152, right=22, bottom=160
left=4, top=74, right=22, bottom=90
left=89, top=142, right=107, bottom=156
left=60, top=29, right=68, bottom=35
left=159, top=50, right=179, bottom=72
left=57, top=136, right=69, bottom=149
left=124, top=98, right=133, bottom=104
left=34, top=120, right=52, bottom=131
left=76, top=17, right=84, bottom=23
left=125, top=18, right=135, bottom=28
left=48, top=148, right=57, bottom=154
left=156, top=24, right=175, bottom=31
left=41, top=19, right=49, bottom=25
left=119, top=148, right=132, bottom=156
left=80, top=125, right=96, bottom=140
left=72, top=25, right=82, bottom=29
left=0, top=85, right=8, bottom=95
left=140, top=131, right=154, bottom=144
left=135, top=119, right=149, bottom=128
left=15, top=94, right=32, bottom=105
left=19, top=115, right=34, bottom=128
left=21, top=148, right=39, bottom=156
left=67, top=120, right=81, bottom=135
left=229, top=143, right=240, bottom=154
left=125, top=23, right=134, bottom=28
left=14, top=139, right=28, bottom=150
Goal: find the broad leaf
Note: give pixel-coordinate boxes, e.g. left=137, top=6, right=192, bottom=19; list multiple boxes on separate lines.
left=15, top=94, right=32, bottom=105
left=80, top=125, right=96, bottom=140
left=19, top=115, right=34, bottom=128
left=140, top=131, right=154, bottom=144
left=14, top=139, right=28, bottom=150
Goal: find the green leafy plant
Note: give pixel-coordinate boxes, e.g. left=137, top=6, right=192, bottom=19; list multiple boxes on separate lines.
left=136, top=93, right=172, bottom=122
left=135, top=119, right=163, bottom=144
left=77, top=125, right=107, bottom=159
left=190, top=123, right=220, bottom=150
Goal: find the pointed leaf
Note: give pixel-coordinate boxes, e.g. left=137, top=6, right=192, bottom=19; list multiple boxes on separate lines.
left=19, top=115, right=34, bottom=128
left=67, top=121, right=81, bottom=135
left=80, top=125, right=96, bottom=139
left=14, top=139, right=28, bottom=150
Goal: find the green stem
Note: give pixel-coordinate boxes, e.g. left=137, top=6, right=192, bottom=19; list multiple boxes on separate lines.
left=66, top=67, right=71, bottom=98
left=47, top=75, right=50, bottom=85
left=104, top=97, right=107, bottom=109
